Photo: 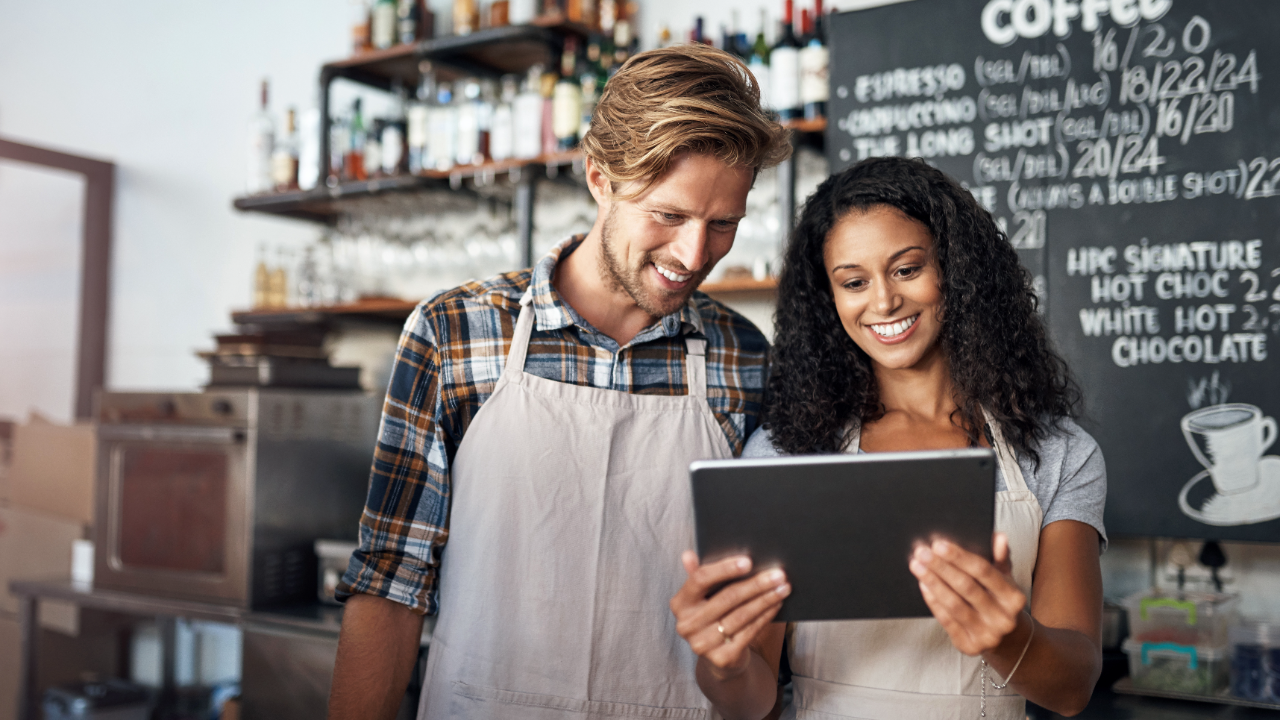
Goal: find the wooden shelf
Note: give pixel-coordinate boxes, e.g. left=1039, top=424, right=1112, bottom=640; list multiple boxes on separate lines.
left=326, top=20, right=588, bottom=89
left=233, top=151, right=585, bottom=224
left=782, top=117, right=827, bottom=134
left=231, top=277, right=776, bottom=326
left=232, top=298, right=420, bottom=325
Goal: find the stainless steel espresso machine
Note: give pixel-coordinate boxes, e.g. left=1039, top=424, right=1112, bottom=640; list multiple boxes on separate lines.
left=93, top=388, right=379, bottom=608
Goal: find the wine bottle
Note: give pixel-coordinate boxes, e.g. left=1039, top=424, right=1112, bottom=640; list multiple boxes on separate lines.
left=750, top=10, right=773, bottom=112
left=246, top=80, right=274, bottom=194
left=799, top=0, right=829, bottom=120
left=408, top=62, right=435, bottom=173
left=770, top=0, right=802, bottom=120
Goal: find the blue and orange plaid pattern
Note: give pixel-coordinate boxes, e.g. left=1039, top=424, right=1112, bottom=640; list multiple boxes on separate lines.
left=338, top=236, right=770, bottom=614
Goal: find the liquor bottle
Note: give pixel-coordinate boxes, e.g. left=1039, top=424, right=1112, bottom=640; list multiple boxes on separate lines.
left=298, top=104, right=321, bottom=190
left=429, top=83, right=457, bottom=170
left=579, top=41, right=603, bottom=141
left=365, top=120, right=383, bottom=178
left=352, top=0, right=373, bottom=54
left=408, top=62, right=436, bottom=173
left=329, top=113, right=348, bottom=184
left=453, top=0, right=478, bottom=35
left=599, top=0, right=616, bottom=34
left=729, top=9, right=749, bottom=58
left=271, top=107, right=300, bottom=191
left=513, top=66, right=544, bottom=159
left=478, top=79, right=496, bottom=160
left=613, top=18, right=633, bottom=66
left=372, top=0, right=397, bottom=48
left=296, top=246, right=320, bottom=307
left=749, top=11, right=772, bottom=111
left=254, top=244, right=270, bottom=308
left=269, top=247, right=290, bottom=308
left=489, top=0, right=510, bottom=27
left=397, top=0, right=419, bottom=43
left=347, top=98, right=368, bottom=181
left=247, top=80, right=274, bottom=194
left=382, top=85, right=408, bottom=175
left=540, top=70, right=558, bottom=156
left=770, top=0, right=803, bottom=120
left=490, top=74, right=518, bottom=161
left=510, top=0, right=537, bottom=24
left=799, top=0, right=829, bottom=120
left=553, top=37, right=583, bottom=151
left=455, top=79, right=482, bottom=166
left=691, top=16, right=705, bottom=45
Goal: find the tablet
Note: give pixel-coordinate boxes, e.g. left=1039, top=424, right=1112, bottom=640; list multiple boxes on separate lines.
left=690, top=448, right=997, bottom=622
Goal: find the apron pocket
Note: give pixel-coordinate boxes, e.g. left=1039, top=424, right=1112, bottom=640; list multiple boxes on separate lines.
left=452, top=681, right=709, bottom=719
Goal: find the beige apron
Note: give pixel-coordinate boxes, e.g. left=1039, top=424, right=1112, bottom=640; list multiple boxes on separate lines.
left=417, top=291, right=733, bottom=720
left=783, top=412, right=1044, bottom=720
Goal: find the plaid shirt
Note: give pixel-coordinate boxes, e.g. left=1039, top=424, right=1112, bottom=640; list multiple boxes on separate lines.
left=339, top=236, right=770, bottom=614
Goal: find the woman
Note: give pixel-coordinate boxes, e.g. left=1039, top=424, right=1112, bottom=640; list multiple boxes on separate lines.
left=670, top=157, right=1107, bottom=719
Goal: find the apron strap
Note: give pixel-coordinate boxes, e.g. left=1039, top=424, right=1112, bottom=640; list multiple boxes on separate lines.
left=844, top=409, right=1032, bottom=495
left=505, top=289, right=537, bottom=375
left=684, top=337, right=708, bottom=400
left=981, top=408, right=1031, bottom=493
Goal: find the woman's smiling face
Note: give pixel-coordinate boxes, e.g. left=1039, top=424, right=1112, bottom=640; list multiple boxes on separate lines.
left=824, top=205, right=945, bottom=372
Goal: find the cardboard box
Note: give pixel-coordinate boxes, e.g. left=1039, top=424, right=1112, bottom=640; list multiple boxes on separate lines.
left=0, top=506, right=86, bottom=622
left=8, top=415, right=96, bottom=525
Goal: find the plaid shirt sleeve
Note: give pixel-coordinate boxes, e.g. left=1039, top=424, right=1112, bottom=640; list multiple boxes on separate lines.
left=337, top=301, right=453, bottom=615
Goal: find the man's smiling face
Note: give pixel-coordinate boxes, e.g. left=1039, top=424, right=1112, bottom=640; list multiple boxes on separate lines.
left=596, top=151, right=754, bottom=318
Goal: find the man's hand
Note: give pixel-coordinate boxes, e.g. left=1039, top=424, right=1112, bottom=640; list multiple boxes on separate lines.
left=328, top=594, right=425, bottom=720
left=670, top=551, right=790, bottom=679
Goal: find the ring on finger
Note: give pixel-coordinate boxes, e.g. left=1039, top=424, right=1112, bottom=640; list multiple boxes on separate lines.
left=717, top=624, right=733, bottom=644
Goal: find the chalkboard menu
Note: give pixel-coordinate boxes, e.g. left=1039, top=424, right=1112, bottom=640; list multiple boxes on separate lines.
left=828, top=0, right=1280, bottom=541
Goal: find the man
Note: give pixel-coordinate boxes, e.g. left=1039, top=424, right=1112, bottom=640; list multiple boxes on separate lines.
left=329, top=43, right=791, bottom=720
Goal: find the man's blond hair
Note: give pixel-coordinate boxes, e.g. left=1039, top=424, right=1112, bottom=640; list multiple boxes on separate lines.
left=581, top=43, right=792, bottom=199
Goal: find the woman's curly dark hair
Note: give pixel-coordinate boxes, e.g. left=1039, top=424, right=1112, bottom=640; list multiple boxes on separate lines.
left=764, top=156, right=1080, bottom=464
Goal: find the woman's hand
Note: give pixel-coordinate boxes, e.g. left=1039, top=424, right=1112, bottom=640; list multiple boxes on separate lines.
left=670, top=551, right=791, bottom=680
left=909, top=532, right=1027, bottom=656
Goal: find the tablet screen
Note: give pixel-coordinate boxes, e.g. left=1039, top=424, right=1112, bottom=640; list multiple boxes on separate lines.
left=691, top=449, right=996, bottom=622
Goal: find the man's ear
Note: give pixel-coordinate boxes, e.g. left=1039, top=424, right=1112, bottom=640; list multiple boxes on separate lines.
left=584, top=156, right=612, bottom=208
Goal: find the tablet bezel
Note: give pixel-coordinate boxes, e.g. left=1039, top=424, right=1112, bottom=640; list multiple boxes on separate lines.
left=691, top=448, right=997, bottom=622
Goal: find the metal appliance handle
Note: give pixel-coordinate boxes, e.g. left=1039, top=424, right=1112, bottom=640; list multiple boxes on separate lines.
left=98, top=425, right=244, bottom=444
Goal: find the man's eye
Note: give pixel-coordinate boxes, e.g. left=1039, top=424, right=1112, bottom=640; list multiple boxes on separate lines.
left=713, top=220, right=738, bottom=230
left=660, top=213, right=681, bottom=222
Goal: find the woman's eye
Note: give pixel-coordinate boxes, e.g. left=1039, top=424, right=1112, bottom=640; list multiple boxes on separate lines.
left=842, top=279, right=868, bottom=291
left=895, top=265, right=922, bottom=278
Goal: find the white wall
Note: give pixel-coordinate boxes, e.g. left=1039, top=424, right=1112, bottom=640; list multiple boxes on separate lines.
left=0, top=0, right=375, bottom=395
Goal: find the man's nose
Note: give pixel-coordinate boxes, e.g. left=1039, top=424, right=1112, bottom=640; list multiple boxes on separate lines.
left=668, top=224, right=711, bottom=273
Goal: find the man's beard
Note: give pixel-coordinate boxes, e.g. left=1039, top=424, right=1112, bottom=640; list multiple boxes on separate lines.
left=597, top=207, right=709, bottom=319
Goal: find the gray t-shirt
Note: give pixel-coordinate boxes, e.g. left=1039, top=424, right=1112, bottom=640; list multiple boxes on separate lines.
left=742, top=418, right=1108, bottom=550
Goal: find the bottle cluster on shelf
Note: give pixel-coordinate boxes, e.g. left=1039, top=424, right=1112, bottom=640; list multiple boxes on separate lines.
left=246, top=80, right=305, bottom=195
left=327, top=30, right=637, bottom=186
left=665, top=0, right=829, bottom=121
left=351, top=0, right=640, bottom=53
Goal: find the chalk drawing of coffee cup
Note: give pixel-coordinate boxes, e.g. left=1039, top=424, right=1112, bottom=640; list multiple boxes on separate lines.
left=1182, top=403, right=1278, bottom=496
